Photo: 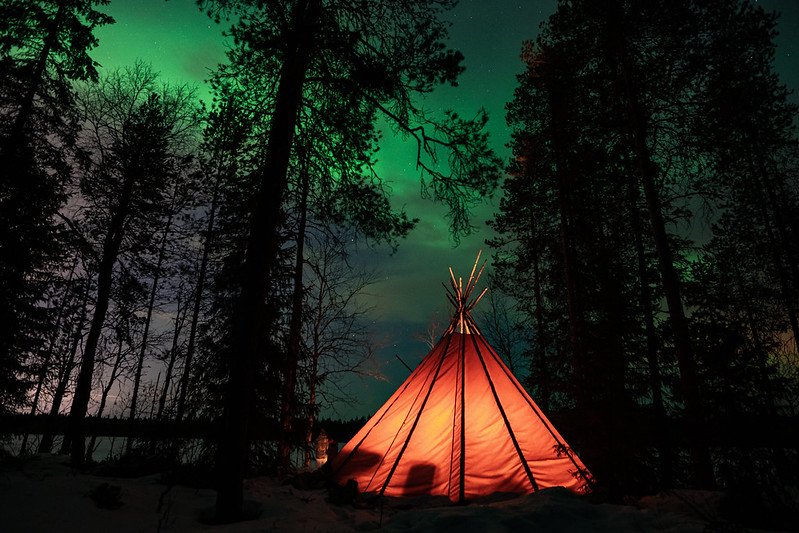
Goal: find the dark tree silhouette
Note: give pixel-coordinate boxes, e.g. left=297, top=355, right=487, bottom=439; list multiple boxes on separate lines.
left=492, top=0, right=798, bottom=495
left=63, top=64, right=199, bottom=465
left=0, top=0, right=112, bottom=413
left=197, top=0, right=500, bottom=519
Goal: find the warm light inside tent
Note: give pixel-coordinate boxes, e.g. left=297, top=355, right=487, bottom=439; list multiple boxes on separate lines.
left=331, top=253, right=593, bottom=501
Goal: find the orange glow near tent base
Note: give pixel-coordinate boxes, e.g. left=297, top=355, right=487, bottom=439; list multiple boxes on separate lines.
left=331, top=253, right=593, bottom=502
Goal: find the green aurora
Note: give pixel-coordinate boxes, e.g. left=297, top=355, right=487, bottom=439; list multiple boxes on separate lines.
left=90, top=0, right=799, bottom=417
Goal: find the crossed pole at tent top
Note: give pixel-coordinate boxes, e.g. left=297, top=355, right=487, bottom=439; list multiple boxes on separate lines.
left=443, top=250, right=489, bottom=334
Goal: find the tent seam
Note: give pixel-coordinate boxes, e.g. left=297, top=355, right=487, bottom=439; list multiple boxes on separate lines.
left=468, top=320, right=539, bottom=492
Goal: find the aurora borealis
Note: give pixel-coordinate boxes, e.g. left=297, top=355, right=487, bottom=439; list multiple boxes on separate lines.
left=90, top=0, right=799, bottom=418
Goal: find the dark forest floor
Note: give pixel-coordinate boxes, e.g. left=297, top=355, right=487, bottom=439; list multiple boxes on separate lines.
left=0, top=454, right=792, bottom=532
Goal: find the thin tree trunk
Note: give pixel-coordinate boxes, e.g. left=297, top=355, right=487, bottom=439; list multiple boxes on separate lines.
left=303, top=370, right=318, bottom=470
left=20, top=263, right=77, bottom=454
left=545, top=75, right=586, bottom=404
left=66, top=173, right=136, bottom=466
left=150, top=372, right=160, bottom=419
left=618, top=51, right=713, bottom=490
left=1, top=4, right=66, bottom=414
left=531, top=242, right=549, bottom=411
left=86, top=336, right=126, bottom=462
left=46, top=280, right=91, bottom=455
left=216, top=0, right=322, bottom=520
left=278, top=155, right=310, bottom=471
left=126, top=202, right=175, bottom=455
left=632, top=115, right=713, bottom=488
left=176, top=176, right=221, bottom=423
left=625, top=168, right=671, bottom=485
left=157, top=291, right=186, bottom=420
left=305, top=265, right=326, bottom=469
left=8, top=3, right=65, bottom=140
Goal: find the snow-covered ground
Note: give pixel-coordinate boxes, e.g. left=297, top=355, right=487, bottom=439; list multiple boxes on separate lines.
left=0, top=455, right=746, bottom=532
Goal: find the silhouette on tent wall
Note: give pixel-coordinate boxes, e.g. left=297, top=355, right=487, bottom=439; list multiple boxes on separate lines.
left=403, top=463, right=437, bottom=497
left=330, top=252, right=593, bottom=502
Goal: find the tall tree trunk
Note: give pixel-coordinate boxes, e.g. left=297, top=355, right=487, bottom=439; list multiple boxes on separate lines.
left=625, top=167, right=671, bottom=486
left=613, top=31, right=714, bottom=489
left=627, top=101, right=713, bottom=489
left=305, top=267, right=326, bottom=469
left=176, top=176, right=221, bottom=423
left=44, top=280, right=91, bottom=455
left=157, top=291, right=186, bottom=420
left=545, top=74, right=586, bottom=405
left=66, top=173, right=136, bottom=466
left=215, top=0, right=322, bottom=520
left=126, top=202, right=175, bottom=455
left=531, top=241, right=550, bottom=411
left=303, top=360, right=319, bottom=470
left=149, top=372, right=160, bottom=419
left=0, top=3, right=66, bottom=394
left=86, top=336, right=126, bottom=462
left=278, top=155, right=310, bottom=471
left=8, top=3, right=65, bottom=140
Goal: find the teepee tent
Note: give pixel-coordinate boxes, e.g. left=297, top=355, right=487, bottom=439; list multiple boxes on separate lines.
left=331, top=253, right=593, bottom=502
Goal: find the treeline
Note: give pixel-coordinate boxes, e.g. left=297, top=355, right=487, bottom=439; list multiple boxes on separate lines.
left=489, top=0, right=798, bottom=496
left=0, top=0, right=500, bottom=522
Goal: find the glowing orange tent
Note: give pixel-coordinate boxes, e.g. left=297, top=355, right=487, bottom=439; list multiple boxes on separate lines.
left=331, top=253, right=593, bottom=502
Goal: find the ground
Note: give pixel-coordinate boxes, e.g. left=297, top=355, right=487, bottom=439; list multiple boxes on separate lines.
left=0, top=455, right=759, bottom=532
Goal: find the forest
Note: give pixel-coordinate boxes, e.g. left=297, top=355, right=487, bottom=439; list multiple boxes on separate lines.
left=1, top=0, right=798, bottom=529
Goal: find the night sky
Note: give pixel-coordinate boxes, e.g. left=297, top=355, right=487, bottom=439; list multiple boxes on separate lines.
left=92, top=0, right=799, bottom=419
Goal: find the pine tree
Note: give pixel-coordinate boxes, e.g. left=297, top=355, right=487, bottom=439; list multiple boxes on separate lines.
left=0, top=0, right=112, bottom=413
left=494, top=0, right=799, bottom=492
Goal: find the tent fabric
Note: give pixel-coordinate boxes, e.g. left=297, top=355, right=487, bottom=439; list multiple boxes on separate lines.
left=331, top=299, right=593, bottom=502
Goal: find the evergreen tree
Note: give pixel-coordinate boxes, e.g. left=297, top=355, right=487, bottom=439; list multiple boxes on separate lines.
left=493, top=0, right=799, bottom=493
left=0, top=0, right=112, bottom=413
